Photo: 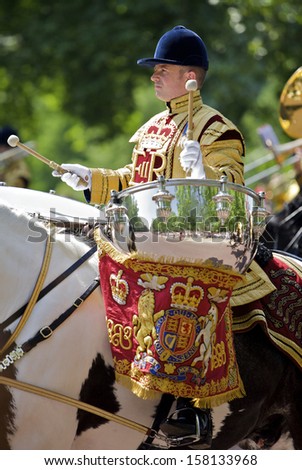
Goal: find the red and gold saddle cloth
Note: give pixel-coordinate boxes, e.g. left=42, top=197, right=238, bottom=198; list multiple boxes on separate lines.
left=97, top=238, right=245, bottom=408
left=232, top=252, right=302, bottom=371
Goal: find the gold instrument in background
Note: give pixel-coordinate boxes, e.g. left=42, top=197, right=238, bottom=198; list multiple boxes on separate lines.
left=279, top=66, right=302, bottom=139
left=257, top=67, right=302, bottom=162
left=248, top=67, right=302, bottom=211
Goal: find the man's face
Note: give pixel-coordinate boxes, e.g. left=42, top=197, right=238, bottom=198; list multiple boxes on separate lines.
left=151, top=64, right=190, bottom=102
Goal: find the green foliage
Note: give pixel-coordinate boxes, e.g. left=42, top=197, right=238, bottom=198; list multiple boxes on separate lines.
left=0, top=0, right=302, bottom=199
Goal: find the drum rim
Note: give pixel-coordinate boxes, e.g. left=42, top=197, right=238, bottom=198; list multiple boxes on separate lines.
left=118, top=178, right=261, bottom=203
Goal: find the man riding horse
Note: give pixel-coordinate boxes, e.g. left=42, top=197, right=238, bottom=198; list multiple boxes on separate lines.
left=53, top=26, right=302, bottom=449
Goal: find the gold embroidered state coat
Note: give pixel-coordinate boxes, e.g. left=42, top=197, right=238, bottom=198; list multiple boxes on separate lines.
left=87, top=91, right=245, bottom=205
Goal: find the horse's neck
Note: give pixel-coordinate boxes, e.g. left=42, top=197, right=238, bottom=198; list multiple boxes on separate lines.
left=0, top=204, right=98, bottom=326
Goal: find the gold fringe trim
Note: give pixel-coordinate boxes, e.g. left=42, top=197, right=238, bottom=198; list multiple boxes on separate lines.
left=114, top=370, right=246, bottom=409
left=95, top=229, right=133, bottom=264
left=116, top=373, right=162, bottom=401
left=192, top=377, right=246, bottom=409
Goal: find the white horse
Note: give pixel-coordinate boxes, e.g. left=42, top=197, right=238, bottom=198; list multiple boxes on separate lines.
left=0, top=198, right=299, bottom=450
left=0, top=201, right=161, bottom=450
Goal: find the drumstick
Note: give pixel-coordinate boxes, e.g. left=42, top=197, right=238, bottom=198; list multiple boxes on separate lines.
left=185, top=79, right=198, bottom=139
left=7, top=135, right=87, bottom=185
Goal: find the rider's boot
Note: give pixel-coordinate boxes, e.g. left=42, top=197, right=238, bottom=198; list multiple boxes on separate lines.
left=160, top=398, right=212, bottom=449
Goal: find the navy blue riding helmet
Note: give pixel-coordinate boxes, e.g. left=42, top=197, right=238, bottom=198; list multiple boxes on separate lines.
left=137, top=25, right=209, bottom=70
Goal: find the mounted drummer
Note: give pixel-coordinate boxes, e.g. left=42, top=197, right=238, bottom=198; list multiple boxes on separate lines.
left=52, top=26, right=245, bottom=449
left=53, top=25, right=245, bottom=203
left=52, top=25, right=245, bottom=449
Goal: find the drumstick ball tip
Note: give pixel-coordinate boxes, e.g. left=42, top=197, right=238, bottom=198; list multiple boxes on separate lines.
left=185, top=79, right=198, bottom=92
left=7, top=135, right=20, bottom=147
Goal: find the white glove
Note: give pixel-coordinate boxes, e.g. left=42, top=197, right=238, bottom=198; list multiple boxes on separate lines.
left=52, top=163, right=92, bottom=191
left=179, top=140, right=205, bottom=179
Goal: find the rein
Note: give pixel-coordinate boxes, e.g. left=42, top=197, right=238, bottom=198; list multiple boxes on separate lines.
left=0, top=278, right=100, bottom=370
left=21, top=279, right=100, bottom=354
left=0, top=230, right=54, bottom=357
left=0, top=375, right=151, bottom=436
left=0, top=241, right=98, bottom=367
left=0, top=371, right=175, bottom=447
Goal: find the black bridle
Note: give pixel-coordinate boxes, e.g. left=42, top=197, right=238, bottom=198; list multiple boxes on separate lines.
left=20, top=277, right=100, bottom=355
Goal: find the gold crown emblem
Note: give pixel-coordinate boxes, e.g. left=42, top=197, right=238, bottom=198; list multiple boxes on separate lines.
left=140, top=122, right=174, bottom=149
left=110, top=270, right=129, bottom=305
left=170, top=277, right=204, bottom=311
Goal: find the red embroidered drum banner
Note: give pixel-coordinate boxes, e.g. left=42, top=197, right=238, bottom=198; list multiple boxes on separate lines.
left=98, top=239, right=245, bottom=407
